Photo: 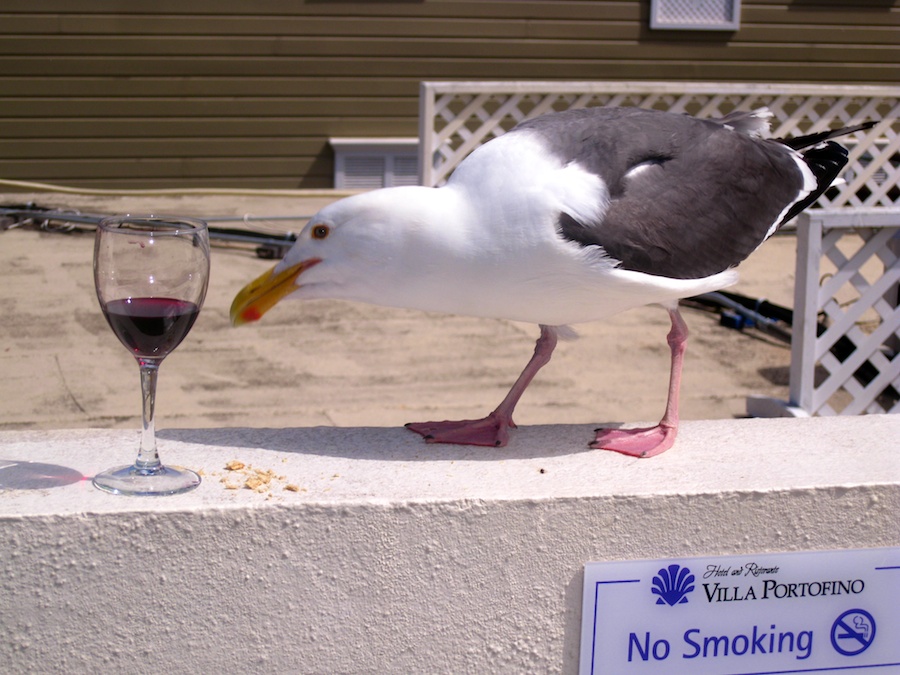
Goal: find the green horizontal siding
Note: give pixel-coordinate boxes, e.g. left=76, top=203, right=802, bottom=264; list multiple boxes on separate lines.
left=1, top=0, right=897, bottom=189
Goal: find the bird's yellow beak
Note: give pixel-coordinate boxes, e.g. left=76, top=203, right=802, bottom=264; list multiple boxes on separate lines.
left=230, top=258, right=321, bottom=326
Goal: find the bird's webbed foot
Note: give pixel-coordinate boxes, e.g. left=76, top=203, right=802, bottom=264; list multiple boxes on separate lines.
left=590, top=423, right=677, bottom=458
left=405, top=411, right=514, bottom=448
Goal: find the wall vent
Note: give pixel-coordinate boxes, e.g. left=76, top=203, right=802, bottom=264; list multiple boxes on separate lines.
left=650, top=0, right=741, bottom=31
left=331, top=138, right=419, bottom=189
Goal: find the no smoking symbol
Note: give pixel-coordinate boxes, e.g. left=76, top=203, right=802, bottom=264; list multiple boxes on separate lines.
left=831, top=609, right=876, bottom=656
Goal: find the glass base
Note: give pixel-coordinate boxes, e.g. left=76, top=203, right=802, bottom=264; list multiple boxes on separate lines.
left=92, top=464, right=200, bottom=496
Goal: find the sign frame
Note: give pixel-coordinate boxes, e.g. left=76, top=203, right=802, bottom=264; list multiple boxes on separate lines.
left=581, top=547, right=899, bottom=675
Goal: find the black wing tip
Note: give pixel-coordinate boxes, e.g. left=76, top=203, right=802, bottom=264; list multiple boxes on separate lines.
left=780, top=141, right=850, bottom=225
left=779, top=120, right=878, bottom=150
left=776, top=120, right=877, bottom=224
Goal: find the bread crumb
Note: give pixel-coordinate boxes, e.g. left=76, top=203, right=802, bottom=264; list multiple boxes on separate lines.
left=244, top=468, right=274, bottom=493
left=218, top=461, right=297, bottom=497
left=284, top=484, right=300, bottom=492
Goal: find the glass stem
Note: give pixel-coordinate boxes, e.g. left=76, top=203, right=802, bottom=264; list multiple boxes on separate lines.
left=136, top=358, right=162, bottom=472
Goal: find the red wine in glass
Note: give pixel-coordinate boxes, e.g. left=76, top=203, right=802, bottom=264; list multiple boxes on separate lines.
left=93, top=215, right=209, bottom=496
left=102, top=297, right=200, bottom=359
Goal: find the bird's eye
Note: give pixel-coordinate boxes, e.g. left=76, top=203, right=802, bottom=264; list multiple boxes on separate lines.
left=311, top=224, right=330, bottom=240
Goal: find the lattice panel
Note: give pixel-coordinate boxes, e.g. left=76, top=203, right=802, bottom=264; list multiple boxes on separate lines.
left=420, top=82, right=900, bottom=211
left=813, top=229, right=900, bottom=414
left=791, top=214, right=900, bottom=416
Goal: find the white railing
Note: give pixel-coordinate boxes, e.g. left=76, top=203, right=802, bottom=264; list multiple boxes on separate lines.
left=418, top=81, right=900, bottom=417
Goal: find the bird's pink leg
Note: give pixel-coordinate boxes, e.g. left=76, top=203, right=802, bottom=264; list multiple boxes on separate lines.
left=406, top=325, right=559, bottom=447
left=592, top=308, right=687, bottom=458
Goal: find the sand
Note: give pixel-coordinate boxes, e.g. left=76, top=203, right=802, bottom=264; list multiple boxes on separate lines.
left=0, top=191, right=796, bottom=438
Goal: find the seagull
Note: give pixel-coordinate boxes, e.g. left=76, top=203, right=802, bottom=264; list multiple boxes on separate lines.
left=231, top=106, right=872, bottom=457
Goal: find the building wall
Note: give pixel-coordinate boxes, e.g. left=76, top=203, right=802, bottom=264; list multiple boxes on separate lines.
left=1, top=0, right=898, bottom=189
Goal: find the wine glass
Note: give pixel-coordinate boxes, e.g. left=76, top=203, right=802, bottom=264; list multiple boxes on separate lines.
left=93, top=215, right=210, bottom=495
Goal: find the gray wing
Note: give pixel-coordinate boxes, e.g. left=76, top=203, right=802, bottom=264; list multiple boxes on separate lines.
left=514, top=107, right=806, bottom=280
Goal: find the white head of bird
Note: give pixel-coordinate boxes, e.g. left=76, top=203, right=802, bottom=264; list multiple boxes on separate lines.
left=229, top=185, right=484, bottom=326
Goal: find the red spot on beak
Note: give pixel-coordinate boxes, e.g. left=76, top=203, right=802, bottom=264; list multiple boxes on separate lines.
left=242, top=307, right=262, bottom=323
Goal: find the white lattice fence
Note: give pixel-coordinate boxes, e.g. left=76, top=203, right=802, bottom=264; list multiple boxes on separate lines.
left=790, top=210, right=900, bottom=416
left=419, top=81, right=900, bottom=210
left=419, top=81, right=900, bottom=417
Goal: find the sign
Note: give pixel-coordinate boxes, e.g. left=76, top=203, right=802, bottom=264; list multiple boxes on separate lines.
left=580, top=547, right=899, bottom=674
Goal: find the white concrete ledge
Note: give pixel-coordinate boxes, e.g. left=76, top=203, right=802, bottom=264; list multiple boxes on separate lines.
left=2, top=416, right=898, bottom=673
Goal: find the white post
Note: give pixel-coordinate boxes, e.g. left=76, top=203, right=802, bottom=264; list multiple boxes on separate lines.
left=418, top=82, right=436, bottom=187
left=790, top=213, right=824, bottom=413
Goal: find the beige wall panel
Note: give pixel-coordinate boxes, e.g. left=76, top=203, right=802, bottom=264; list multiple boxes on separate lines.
left=1, top=0, right=896, bottom=189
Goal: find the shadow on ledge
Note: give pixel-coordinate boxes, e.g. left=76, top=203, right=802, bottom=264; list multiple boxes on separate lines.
left=157, top=423, right=610, bottom=463
left=0, top=460, right=85, bottom=490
